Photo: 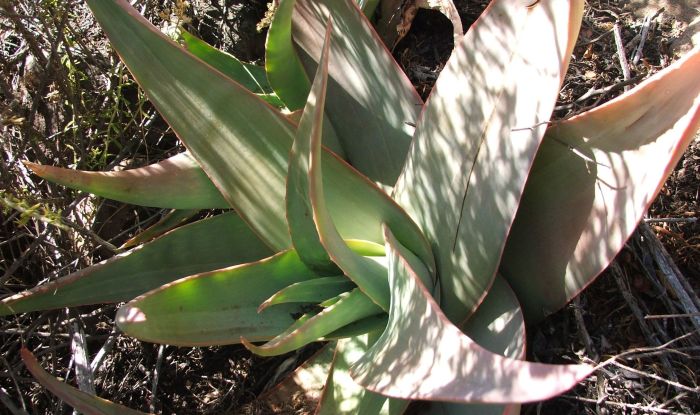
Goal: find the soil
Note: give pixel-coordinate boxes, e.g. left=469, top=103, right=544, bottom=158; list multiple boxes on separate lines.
left=1, top=0, right=699, bottom=414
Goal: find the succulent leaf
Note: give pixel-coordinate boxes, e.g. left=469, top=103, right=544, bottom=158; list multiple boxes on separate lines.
left=243, top=288, right=384, bottom=356
left=287, top=20, right=341, bottom=274
left=501, top=46, right=700, bottom=322
left=393, top=0, right=584, bottom=323
left=317, top=334, right=410, bottom=415
left=115, top=250, right=318, bottom=346
left=349, top=225, right=594, bottom=403
left=24, top=153, right=229, bottom=209
left=258, top=276, right=355, bottom=312
left=293, top=0, right=423, bottom=185
left=0, top=213, right=270, bottom=316
left=180, top=30, right=274, bottom=96
left=21, top=348, right=151, bottom=415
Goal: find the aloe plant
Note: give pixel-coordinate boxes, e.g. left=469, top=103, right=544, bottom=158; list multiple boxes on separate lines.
left=7, top=0, right=700, bottom=413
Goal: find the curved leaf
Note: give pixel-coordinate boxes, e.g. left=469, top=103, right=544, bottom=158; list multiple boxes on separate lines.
left=22, top=348, right=151, bottom=415
left=317, top=334, right=410, bottom=415
left=293, top=0, right=423, bottom=185
left=116, top=250, right=315, bottom=346
left=349, top=226, right=594, bottom=403
left=25, top=153, right=229, bottom=209
left=242, top=288, right=383, bottom=356
left=258, top=276, right=355, bottom=312
left=393, top=0, right=584, bottom=323
left=0, top=213, right=270, bottom=315
left=287, top=20, right=339, bottom=274
left=265, top=0, right=311, bottom=110
left=180, top=30, right=272, bottom=94
left=501, top=46, right=700, bottom=322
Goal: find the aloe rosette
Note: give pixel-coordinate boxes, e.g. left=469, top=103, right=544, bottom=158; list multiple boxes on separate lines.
left=7, top=0, right=700, bottom=413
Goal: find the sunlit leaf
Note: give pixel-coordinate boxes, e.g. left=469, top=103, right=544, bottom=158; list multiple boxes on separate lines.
left=349, top=226, right=594, bottom=403
left=116, top=250, right=316, bottom=346
left=265, top=0, right=311, bottom=110
left=24, top=153, right=229, bottom=209
left=243, top=288, right=383, bottom=356
left=0, top=213, right=270, bottom=316
left=180, top=29, right=273, bottom=95
left=317, top=334, right=409, bottom=415
left=259, top=276, right=355, bottom=312
left=293, top=0, right=423, bottom=185
left=121, top=209, right=199, bottom=249
left=393, top=0, right=584, bottom=323
left=21, top=348, right=151, bottom=415
left=501, top=46, right=700, bottom=322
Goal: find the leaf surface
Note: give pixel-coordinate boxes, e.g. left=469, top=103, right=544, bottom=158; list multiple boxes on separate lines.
left=317, top=334, right=409, bottom=415
left=243, top=288, right=383, bottom=356
left=349, top=226, right=594, bottom=403
left=121, top=209, right=199, bottom=249
left=393, top=0, right=584, bottom=322
left=293, top=0, right=423, bottom=185
left=25, top=153, right=229, bottom=209
left=0, top=213, right=270, bottom=315
left=116, top=250, right=315, bottom=346
left=501, top=46, right=700, bottom=321
left=22, top=348, right=151, bottom=415
left=180, top=30, right=272, bottom=95
left=259, top=276, right=355, bottom=312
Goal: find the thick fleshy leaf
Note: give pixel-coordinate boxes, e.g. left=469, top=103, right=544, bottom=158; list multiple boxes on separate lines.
left=0, top=213, right=270, bottom=315
left=393, top=0, right=584, bottom=323
left=24, top=153, right=229, bottom=209
left=317, top=334, right=409, bottom=415
left=287, top=20, right=338, bottom=274
left=116, top=250, right=316, bottom=346
left=121, top=209, right=199, bottom=249
left=418, top=277, right=525, bottom=415
left=501, top=46, right=700, bottom=322
left=323, top=314, right=388, bottom=340
left=22, top=348, right=151, bottom=415
left=259, top=276, right=355, bottom=312
left=180, top=30, right=272, bottom=94
left=265, top=0, right=311, bottom=110
left=349, top=226, right=594, bottom=403
left=242, top=288, right=383, bottom=356
left=292, top=0, right=423, bottom=185
left=86, top=0, right=425, bottom=254
left=86, top=0, right=295, bottom=249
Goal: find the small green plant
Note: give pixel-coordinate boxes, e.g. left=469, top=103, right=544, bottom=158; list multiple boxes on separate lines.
left=5, top=0, right=700, bottom=413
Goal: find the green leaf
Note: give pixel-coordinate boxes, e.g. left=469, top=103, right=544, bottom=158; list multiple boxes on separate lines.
left=293, top=0, right=423, bottom=185
left=317, top=334, right=410, bottom=415
left=243, top=288, right=383, bottom=356
left=24, top=153, right=229, bottom=209
left=116, top=250, right=316, bottom=346
left=21, top=348, right=151, bottom=415
left=180, top=30, right=272, bottom=95
left=85, top=0, right=423, bottom=253
left=287, top=20, right=340, bottom=274
left=393, top=0, right=584, bottom=323
left=349, top=226, right=594, bottom=403
left=322, top=314, right=388, bottom=340
left=265, top=0, right=311, bottom=110
left=259, top=276, right=355, bottom=312
left=0, top=213, right=271, bottom=316
left=121, top=209, right=199, bottom=249
left=501, top=46, right=700, bottom=322
left=86, top=0, right=295, bottom=250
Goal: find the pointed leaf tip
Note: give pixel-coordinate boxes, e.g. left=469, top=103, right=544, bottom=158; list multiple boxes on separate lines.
left=350, top=226, right=594, bottom=404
